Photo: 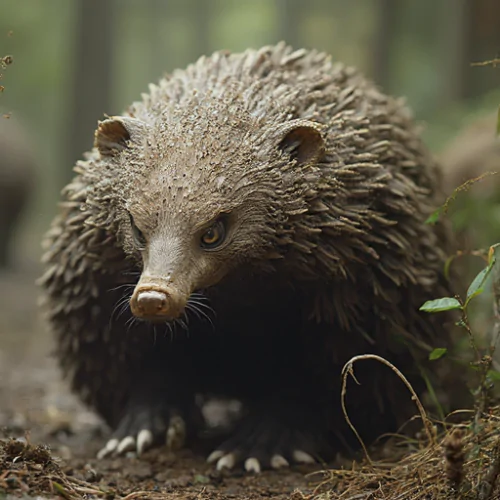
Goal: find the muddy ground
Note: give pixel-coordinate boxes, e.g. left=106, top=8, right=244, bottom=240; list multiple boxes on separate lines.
left=0, top=266, right=334, bottom=499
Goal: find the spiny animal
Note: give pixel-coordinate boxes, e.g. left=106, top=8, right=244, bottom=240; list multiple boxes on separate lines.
left=39, top=43, right=457, bottom=473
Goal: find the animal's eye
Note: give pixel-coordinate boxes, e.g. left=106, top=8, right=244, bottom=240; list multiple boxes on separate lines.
left=200, top=219, right=226, bottom=250
left=129, top=213, right=147, bottom=250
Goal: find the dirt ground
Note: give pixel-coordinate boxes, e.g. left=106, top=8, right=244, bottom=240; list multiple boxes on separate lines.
left=0, top=265, right=333, bottom=499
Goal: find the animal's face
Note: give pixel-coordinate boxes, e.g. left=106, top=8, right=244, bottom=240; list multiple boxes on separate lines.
left=94, top=111, right=325, bottom=322
left=126, top=201, right=271, bottom=322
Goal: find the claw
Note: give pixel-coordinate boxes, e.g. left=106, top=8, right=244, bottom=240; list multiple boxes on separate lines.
left=216, top=453, right=236, bottom=471
left=166, top=414, right=186, bottom=451
left=117, top=435, right=136, bottom=455
left=292, top=450, right=315, bottom=464
left=270, top=454, right=289, bottom=469
left=207, top=449, right=225, bottom=464
left=96, top=438, right=119, bottom=459
left=244, top=457, right=261, bottom=473
left=137, top=429, right=153, bottom=456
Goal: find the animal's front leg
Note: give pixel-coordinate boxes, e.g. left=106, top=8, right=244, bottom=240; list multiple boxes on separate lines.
left=206, top=399, right=330, bottom=472
left=97, top=347, right=203, bottom=459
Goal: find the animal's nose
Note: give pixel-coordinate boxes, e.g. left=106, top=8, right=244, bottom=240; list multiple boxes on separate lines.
left=131, top=290, right=169, bottom=318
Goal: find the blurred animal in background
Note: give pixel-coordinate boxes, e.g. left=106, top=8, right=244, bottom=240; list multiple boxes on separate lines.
left=0, top=117, right=35, bottom=269
left=439, top=112, right=500, bottom=251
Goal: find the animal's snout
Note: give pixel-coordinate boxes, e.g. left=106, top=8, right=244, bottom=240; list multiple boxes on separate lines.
left=129, top=282, right=187, bottom=321
left=133, top=290, right=169, bottom=317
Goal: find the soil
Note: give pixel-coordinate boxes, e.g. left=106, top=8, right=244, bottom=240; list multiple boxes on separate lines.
left=0, top=266, right=333, bottom=500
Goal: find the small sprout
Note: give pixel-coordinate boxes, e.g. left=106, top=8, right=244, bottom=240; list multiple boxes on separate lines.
left=420, top=297, right=462, bottom=313
left=425, top=208, right=441, bottom=225
left=429, top=348, right=447, bottom=361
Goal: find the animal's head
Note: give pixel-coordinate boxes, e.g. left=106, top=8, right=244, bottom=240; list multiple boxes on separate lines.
left=93, top=96, right=325, bottom=322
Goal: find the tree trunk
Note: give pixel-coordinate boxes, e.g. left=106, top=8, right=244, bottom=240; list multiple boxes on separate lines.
left=192, top=0, right=210, bottom=60
left=276, top=0, right=302, bottom=49
left=371, top=0, right=399, bottom=92
left=65, top=0, right=114, bottom=185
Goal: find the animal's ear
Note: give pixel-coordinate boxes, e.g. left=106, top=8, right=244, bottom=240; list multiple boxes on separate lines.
left=94, top=116, right=149, bottom=157
left=278, top=121, right=325, bottom=166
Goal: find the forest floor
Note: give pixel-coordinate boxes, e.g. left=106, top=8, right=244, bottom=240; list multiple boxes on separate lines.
left=0, top=266, right=333, bottom=500
left=3, top=265, right=500, bottom=500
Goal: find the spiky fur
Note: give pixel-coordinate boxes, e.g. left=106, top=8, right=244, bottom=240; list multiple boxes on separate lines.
left=39, top=43, right=457, bottom=454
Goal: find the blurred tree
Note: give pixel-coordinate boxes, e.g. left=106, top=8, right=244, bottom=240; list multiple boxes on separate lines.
left=147, top=0, right=170, bottom=79
left=191, top=0, right=211, bottom=59
left=439, top=0, right=500, bottom=105
left=439, top=0, right=468, bottom=104
left=461, top=0, right=500, bottom=99
left=66, top=0, right=115, bottom=184
left=276, top=0, right=301, bottom=48
left=371, top=0, right=399, bottom=92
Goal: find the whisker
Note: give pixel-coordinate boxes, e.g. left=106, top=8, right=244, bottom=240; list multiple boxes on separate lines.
left=185, top=302, right=201, bottom=322
left=116, top=299, right=132, bottom=321
left=164, top=322, right=174, bottom=342
left=189, top=293, right=216, bottom=317
left=108, top=294, right=132, bottom=330
left=108, top=283, right=136, bottom=293
left=125, top=315, right=140, bottom=333
left=121, top=269, right=141, bottom=277
left=186, top=301, right=215, bottom=331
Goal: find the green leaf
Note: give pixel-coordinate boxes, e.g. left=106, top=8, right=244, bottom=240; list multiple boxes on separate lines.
left=487, top=369, right=500, bottom=382
left=465, top=257, right=496, bottom=306
left=425, top=208, right=442, bottom=225
left=444, top=254, right=458, bottom=281
left=420, top=297, right=462, bottom=313
left=429, top=348, right=447, bottom=361
left=51, top=482, right=71, bottom=500
left=194, top=474, right=210, bottom=484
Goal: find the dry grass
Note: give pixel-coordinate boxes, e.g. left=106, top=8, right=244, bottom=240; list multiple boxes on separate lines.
left=303, top=406, right=500, bottom=500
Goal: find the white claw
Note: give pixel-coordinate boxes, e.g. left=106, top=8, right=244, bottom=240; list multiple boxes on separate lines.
left=292, top=450, right=315, bottom=464
left=216, top=453, right=236, bottom=471
left=137, top=429, right=153, bottom=456
left=116, top=436, right=136, bottom=455
left=207, top=449, right=225, bottom=464
left=166, top=414, right=186, bottom=451
left=270, top=454, right=289, bottom=469
left=96, top=438, right=119, bottom=459
left=244, top=457, right=261, bottom=473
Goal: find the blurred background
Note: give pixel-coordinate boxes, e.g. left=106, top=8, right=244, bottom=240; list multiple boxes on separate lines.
left=0, top=0, right=500, bottom=427
left=2, top=0, right=500, bottom=270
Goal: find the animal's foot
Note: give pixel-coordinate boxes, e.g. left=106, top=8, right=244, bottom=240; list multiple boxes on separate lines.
left=206, top=413, right=323, bottom=473
left=97, top=401, right=198, bottom=459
